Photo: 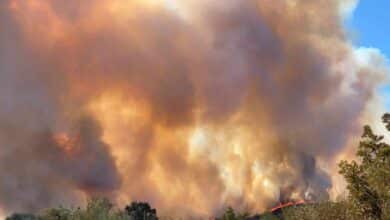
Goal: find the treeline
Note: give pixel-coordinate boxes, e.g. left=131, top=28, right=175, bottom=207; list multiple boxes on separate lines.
left=6, top=200, right=158, bottom=220
left=6, top=114, right=390, bottom=220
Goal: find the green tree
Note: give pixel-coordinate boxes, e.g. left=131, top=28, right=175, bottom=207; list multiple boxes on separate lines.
left=282, top=202, right=350, bottom=220
left=220, top=207, right=250, bottom=220
left=6, top=214, right=37, bottom=220
left=37, top=198, right=130, bottom=220
left=221, top=207, right=236, bottom=220
left=339, top=113, right=390, bottom=219
left=125, top=202, right=158, bottom=220
left=39, top=207, right=71, bottom=220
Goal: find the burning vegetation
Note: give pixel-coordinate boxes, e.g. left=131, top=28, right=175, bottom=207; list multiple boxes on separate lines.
left=0, top=0, right=389, bottom=219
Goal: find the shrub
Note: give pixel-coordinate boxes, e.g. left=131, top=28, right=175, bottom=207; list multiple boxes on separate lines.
left=125, top=202, right=158, bottom=220
left=6, top=214, right=37, bottom=220
left=281, top=202, right=354, bottom=220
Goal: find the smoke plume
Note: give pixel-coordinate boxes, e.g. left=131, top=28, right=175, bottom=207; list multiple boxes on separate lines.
left=0, top=0, right=388, bottom=217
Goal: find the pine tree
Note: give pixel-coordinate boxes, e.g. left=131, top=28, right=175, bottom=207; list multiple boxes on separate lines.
left=339, top=114, right=390, bottom=219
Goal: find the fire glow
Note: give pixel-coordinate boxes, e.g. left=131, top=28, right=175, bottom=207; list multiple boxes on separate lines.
left=0, top=0, right=388, bottom=218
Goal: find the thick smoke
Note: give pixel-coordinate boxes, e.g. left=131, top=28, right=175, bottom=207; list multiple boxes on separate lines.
left=0, top=0, right=388, bottom=217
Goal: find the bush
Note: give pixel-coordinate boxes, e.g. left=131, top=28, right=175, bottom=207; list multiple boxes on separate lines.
left=6, top=198, right=132, bottom=220
left=125, top=202, right=158, bottom=220
left=258, top=212, right=279, bottom=220
left=6, top=214, right=37, bottom=220
left=5, top=199, right=162, bottom=220
left=281, top=202, right=353, bottom=220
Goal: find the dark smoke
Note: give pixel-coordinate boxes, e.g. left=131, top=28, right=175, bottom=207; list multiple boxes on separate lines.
left=0, top=115, right=121, bottom=212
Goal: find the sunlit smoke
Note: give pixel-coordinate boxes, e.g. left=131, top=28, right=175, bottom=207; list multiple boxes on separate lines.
left=0, top=0, right=388, bottom=218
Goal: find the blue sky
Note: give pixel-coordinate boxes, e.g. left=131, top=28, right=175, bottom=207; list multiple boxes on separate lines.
left=348, top=0, right=390, bottom=109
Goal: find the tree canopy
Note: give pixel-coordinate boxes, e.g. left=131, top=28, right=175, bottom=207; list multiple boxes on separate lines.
left=339, top=113, right=390, bottom=219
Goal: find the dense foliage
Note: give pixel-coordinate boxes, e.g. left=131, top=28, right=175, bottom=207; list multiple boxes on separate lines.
left=338, top=113, right=390, bottom=219
left=125, top=202, right=158, bottom=220
left=219, top=207, right=250, bottom=220
left=6, top=198, right=157, bottom=220
left=6, top=214, right=36, bottom=220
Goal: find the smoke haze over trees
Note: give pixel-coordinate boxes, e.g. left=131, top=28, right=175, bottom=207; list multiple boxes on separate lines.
left=0, top=0, right=389, bottom=218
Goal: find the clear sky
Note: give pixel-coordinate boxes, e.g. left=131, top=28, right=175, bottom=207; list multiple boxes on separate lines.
left=349, top=0, right=390, bottom=109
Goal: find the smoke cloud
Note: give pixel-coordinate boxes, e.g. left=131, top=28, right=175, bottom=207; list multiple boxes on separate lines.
left=0, top=0, right=388, bottom=217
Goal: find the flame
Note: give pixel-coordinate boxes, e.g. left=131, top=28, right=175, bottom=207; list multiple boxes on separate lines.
left=271, top=200, right=306, bottom=213
left=53, top=133, right=74, bottom=155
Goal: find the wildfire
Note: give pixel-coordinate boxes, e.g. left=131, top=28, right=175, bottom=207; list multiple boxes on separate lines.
left=53, top=133, right=74, bottom=155
left=0, top=0, right=387, bottom=218
left=271, top=200, right=306, bottom=213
